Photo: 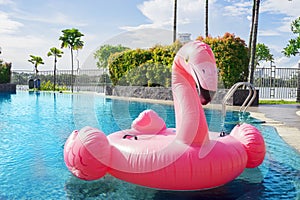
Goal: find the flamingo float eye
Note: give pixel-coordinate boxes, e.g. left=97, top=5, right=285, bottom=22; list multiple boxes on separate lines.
left=185, top=56, right=189, bottom=63
left=202, top=69, right=206, bottom=74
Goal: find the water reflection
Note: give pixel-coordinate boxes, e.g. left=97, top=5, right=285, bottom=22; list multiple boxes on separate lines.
left=0, top=92, right=12, bottom=104
left=64, top=175, right=156, bottom=200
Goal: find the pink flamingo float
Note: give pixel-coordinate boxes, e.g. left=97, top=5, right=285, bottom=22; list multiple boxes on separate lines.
left=64, top=41, right=266, bottom=190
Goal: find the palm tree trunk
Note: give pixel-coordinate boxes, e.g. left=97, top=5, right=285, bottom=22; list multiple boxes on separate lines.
left=248, top=0, right=260, bottom=84
left=35, top=64, right=37, bottom=78
left=248, top=0, right=256, bottom=58
left=173, top=0, right=177, bottom=43
left=205, top=0, right=208, bottom=37
left=71, top=48, right=74, bottom=93
left=297, top=63, right=300, bottom=102
left=54, top=56, right=57, bottom=91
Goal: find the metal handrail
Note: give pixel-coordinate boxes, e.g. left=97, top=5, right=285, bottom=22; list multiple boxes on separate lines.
left=222, top=82, right=257, bottom=119
left=220, top=82, right=257, bottom=136
left=223, top=82, right=256, bottom=112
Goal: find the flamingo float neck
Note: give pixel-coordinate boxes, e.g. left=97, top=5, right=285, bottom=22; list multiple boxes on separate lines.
left=171, top=41, right=217, bottom=146
left=172, top=55, right=209, bottom=145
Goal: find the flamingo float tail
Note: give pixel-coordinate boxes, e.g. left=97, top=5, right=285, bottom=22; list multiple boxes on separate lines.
left=64, top=126, right=111, bottom=180
left=231, top=123, right=266, bottom=168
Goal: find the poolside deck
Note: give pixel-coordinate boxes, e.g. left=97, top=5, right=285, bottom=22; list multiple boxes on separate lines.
left=248, top=104, right=300, bottom=153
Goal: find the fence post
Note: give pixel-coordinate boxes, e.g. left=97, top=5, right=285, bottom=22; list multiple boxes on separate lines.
left=297, top=63, right=300, bottom=102
left=270, top=63, right=276, bottom=99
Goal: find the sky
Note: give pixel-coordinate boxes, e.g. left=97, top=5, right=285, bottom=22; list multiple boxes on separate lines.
left=0, top=0, right=299, bottom=71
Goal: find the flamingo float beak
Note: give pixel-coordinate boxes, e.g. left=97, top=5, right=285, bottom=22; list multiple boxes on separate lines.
left=177, top=41, right=218, bottom=105
left=192, top=68, right=216, bottom=105
left=190, top=55, right=218, bottom=105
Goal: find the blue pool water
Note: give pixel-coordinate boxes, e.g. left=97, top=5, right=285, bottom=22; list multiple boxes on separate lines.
left=0, top=91, right=299, bottom=199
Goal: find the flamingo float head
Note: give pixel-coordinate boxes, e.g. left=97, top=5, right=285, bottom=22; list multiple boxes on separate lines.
left=175, top=41, right=218, bottom=105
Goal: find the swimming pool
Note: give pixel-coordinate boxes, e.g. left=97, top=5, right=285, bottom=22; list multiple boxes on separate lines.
left=0, top=91, right=299, bottom=199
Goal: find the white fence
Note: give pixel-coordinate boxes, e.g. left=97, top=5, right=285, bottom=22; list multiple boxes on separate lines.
left=12, top=66, right=300, bottom=100
left=254, top=66, right=299, bottom=100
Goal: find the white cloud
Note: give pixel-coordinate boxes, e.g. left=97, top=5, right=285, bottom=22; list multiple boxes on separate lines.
left=0, top=0, right=14, bottom=5
left=259, top=30, right=281, bottom=36
left=223, top=1, right=252, bottom=17
left=0, top=12, right=23, bottom=33
left=276, top=17, right=294, bottom=33
left=259, top=56, right=299, bottom=69
left=261, top=0, right=299, bottom=18
left=126, top=0, right=209, bottom=31
left=261, top=0, right=300, bottom=34
left=0, top=34, right=49, bottom=49
left=137, top=0, right=172, bottom=27
left=121, top=23, right=164, bottom=31
left=274, top=56, right=299, bottom=68
left=13, top=11, right=88, bottom=27
left=0, top=34, right=57, bottom=69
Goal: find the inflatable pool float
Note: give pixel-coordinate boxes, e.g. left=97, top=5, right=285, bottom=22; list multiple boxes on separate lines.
left=64, top=41, right=266, bottom=190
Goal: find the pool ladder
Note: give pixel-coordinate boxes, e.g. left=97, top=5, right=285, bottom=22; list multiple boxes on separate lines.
left=220, top=82, right=257, bottom=136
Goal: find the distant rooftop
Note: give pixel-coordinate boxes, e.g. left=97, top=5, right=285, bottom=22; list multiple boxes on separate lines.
left=178, top=33, right=192, bottom=44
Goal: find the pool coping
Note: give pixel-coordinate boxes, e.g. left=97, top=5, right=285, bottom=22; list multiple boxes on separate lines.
left=249, top=111, right=300, bottom=154
left=102, top=94, right=300, bottom=154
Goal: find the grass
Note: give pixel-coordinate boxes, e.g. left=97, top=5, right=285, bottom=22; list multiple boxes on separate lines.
left=259, top=100, right=299, bottom=104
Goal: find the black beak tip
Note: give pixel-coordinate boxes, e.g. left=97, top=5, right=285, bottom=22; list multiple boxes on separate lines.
left=199, top=86, right=215, bottom=105
left=200, top=96, right=211, bottom=105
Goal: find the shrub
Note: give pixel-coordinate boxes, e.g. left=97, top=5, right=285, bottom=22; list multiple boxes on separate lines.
left=108, top=35, right=249, bottom=89
left=0, top=61, right=12, bottom=84
left=40, top=80, right=68, bottom=91
left=108, top=42, right=181, bottom=87
left=197, top=33, right=249, bottom=88
left=108, top=49, right=153, bottom=86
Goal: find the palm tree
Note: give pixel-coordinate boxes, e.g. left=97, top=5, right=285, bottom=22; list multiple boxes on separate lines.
left=47, top=47, right=64, bottom=91
left=28, top=55, right=44, bottom=78
left=205, top=0, right=209, bottom=37
left=248, top=0, right=260, bottom=84
left=59, top=28, right=84, bottom=92
left=173, top=0, right=177, bottom=42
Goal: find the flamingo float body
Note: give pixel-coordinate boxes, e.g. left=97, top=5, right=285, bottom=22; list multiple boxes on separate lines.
left=64, top=41, right=266, bottom=190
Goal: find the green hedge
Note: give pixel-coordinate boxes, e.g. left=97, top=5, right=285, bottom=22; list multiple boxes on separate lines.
left=108, top=42, right=181, bottom=87
left=108, top=35, right=249, bottom=89
left=40, top=80, right=68, bottom=91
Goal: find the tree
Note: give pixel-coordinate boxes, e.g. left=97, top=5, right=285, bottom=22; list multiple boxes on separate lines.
left=59, top=28, right=84, bottom=92
left=283, top=16, right=300, bottom=102
left=28, top=55, right=44, bottom=77
left=94, top=44, right=129, bottom=69
left=248, top=0, right=261, bottom=84
left=255, top=43, right=274, bottom=67
left=47, top=47, right=64, bottom=91
left=283, top=17, right=300, bottom=57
